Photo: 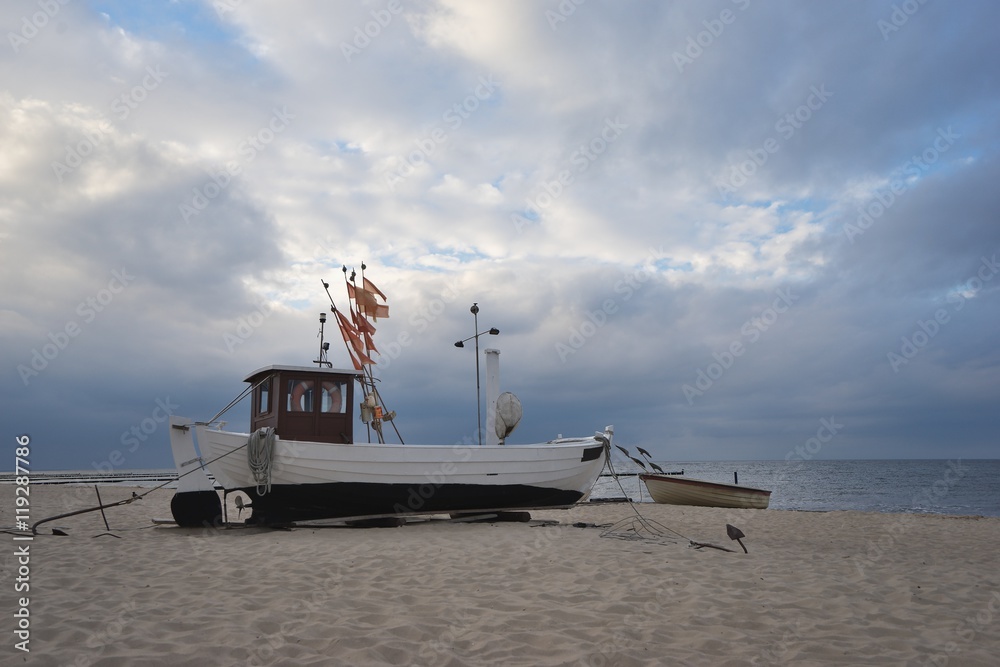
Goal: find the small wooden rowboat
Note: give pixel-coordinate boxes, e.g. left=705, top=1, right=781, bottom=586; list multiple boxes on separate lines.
left=639, top=473, right=771, bottom=509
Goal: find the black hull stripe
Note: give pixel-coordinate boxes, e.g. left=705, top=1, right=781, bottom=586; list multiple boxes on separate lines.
left=234, top=482, right=585, bottom=523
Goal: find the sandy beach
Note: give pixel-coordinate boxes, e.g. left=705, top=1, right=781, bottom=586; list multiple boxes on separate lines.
left=3, top=484, right=999, bottom=666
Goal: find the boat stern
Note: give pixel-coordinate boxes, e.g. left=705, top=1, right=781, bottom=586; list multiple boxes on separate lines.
left=168, top=416, right=223, bottom=527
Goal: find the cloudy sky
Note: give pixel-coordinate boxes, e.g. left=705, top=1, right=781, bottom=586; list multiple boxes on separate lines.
left=2, top=0, right=998, bottom=471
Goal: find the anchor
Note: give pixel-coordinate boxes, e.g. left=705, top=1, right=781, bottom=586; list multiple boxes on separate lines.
left=726, top=524, right=749, bottom=553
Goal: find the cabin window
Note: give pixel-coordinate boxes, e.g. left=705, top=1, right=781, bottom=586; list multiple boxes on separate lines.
left=258, top=378, right=271, bottom=415
left=321, top=381, right=346, bottom=413
left=287, top=379, right=315, bottom=412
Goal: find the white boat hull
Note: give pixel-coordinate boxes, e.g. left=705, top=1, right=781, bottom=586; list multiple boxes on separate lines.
left=640, top=473, right=771, bottom=509
left=185, top=423, right=610, bottom=523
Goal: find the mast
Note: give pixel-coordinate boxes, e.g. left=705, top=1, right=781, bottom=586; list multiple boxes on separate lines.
left=453, top=305, right=500, bottom=445
left=321, top=276, right=377, bottom=441
left=321, top=279, right=358, bottom=370
left=354, top=262, right=404, bottom=444
left=314, top=310, right=332, bottom=368
left=322, top=264, right=403, bottom=445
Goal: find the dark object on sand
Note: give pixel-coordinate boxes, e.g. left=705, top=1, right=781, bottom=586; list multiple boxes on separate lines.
left=726, top=524, right=748, bottom=553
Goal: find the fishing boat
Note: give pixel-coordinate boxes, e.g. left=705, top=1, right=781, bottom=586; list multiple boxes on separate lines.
left=168, top=267, right=611, bottom=526
left=639, top=473, right=771, bottom=509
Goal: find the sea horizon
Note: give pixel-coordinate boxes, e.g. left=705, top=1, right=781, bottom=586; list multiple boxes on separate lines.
left=4, top=458, right=998, bottom=517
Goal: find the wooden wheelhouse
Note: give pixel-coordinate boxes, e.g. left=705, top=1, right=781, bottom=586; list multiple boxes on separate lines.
left=245, top=365, right=362, bottom=444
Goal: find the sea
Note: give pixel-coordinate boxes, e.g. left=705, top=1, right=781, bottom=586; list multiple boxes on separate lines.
left=592, top=459, right=1000, bottom=517
left=4, top=459, right=999, bottom=517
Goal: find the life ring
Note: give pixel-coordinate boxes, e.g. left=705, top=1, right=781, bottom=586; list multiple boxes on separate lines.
left=289, top=381, right=312, bottom=412
left=322, top=382, right=343, bottom=413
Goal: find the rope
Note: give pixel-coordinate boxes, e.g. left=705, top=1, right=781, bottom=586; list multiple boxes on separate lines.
left=29, top=376, right=266, bottom=536
left=247, top=427, right=277, bottom=496
left=599, top=443, right=695, bottom=546
left=199, top=374, right=273, bottom=427
left=30, top=441, right=251, bottom=535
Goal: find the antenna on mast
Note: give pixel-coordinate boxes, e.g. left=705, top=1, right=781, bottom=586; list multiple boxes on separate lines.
left=314, top=308, right=331, bottom=368
left=314, top=281, right=333, bottom=368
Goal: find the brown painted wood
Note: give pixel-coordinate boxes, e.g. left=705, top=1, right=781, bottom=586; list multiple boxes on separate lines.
left=247, top=367, right=358, bottom=444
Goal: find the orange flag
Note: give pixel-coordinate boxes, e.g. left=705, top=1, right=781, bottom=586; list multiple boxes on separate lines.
left=347, top=300, right=378, bottom=357
left=363, top=330, right=379, bottom=355
left=363, top=276, right=387, bottom=301
left=346, top=283, right=387, bottom=319
left=343, top=347, right=362, bottom=371
left=335, top=311, right=374, bottom=365
left=351, top=305, right=376, bottom=335
left=345, top=282, right=360, bottom=302
left=360, top=302, right=389, bottom=321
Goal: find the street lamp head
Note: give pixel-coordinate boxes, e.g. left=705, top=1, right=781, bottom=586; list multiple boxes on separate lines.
left=454, top=340, right=464, bottom=348
left=488, top=328, right=499, bottom=335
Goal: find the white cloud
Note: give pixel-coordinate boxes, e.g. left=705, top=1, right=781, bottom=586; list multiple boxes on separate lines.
left=1, top=0, right=998, bottom=468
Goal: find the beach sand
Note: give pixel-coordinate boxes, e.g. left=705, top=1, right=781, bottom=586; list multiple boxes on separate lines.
left=3, top=485, right=999, bottom=666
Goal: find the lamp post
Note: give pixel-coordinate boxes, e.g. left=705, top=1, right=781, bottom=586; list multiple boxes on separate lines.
left=454, top=303, right=499, bottom=445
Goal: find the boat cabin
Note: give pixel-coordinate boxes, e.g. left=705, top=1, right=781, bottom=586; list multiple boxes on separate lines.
left=245, top=365, right=362, bottom=444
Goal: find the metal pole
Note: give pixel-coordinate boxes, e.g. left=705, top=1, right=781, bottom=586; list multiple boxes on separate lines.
left=472, top=303, right=482, bottom=445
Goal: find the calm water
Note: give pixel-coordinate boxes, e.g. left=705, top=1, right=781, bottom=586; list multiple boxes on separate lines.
left=592, top=459, right=1000, bottom=517
left=4, top=460, right=998, bottom=517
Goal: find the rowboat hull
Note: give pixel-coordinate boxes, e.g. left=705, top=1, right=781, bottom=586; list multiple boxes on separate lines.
left=189, top=423, right=609, bottom=523
left=640, top=473, right=771, bottom=509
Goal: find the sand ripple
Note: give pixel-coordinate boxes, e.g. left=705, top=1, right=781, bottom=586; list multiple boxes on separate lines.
left=2, top=486, right=998, bottom=665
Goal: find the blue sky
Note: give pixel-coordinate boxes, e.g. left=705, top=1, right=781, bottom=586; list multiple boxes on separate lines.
left=2, top=0, right=998, bottom=470
left=88, top=0, right=237, bottom=43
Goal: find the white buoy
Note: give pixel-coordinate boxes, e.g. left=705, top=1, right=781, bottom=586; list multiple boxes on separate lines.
left=495, top=392, right=522, bottom=443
